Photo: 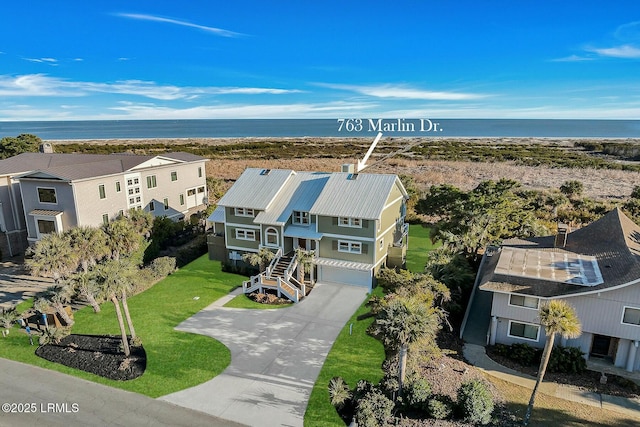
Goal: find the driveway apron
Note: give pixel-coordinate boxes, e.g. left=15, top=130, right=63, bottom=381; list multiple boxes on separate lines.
left=160, top=282, right=368, bottom=427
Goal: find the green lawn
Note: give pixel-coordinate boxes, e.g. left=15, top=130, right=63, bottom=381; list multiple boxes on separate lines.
left=0, top=255, right=246, bottom=397
left=304, top=287, right=385, bottom=426
left=405, top=223, right=439, bottom=273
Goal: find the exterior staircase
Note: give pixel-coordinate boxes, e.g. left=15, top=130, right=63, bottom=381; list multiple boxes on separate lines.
left=242, top=251, right=311, bottom=303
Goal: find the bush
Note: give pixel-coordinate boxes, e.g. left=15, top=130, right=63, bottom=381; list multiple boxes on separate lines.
left=149, top=256, right=177, bottom=278
left=175, top=235, right=207, bottom=267
left=355, top=388, right=395, bottom=427
left=428, top=396, right=454, bottom=420
left=548, top=346, right=587, bottom=374
left=456, top=380, right=494, bottom=425
left=405, top=377, right=432, bottom=410
left=328, top=376, right=352, bottom=410
left=507, top=343, right=541, bottom=366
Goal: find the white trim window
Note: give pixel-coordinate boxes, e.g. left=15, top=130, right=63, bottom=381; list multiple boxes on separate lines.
left=293, top=210, right=309, bottom=225
left=37, top=187, right=57, bottom=204
left=338, top=240, right=362, bottom=254
left=265, top=227, right=279, bottom=247
left=622, top=307, right=640, bottom=326
left=170, top=171, right=178, bottom=181
left=508, top=320, right=540, bottom=342
left=235, top=229, right=256, bottom=241
left=509, top=294, right=540, bottom=310
left=338, top=217, right=362, bottom=228
left=146, top=175, right=157, bottom=189
left=98, top=184, right=106, bottom=199
left=234, top=207, right=255, bottom=217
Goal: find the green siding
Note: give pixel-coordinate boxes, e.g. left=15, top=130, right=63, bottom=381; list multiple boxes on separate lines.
left=317, top=216, right=376, bottom=239
left=225, top=225, right=261, bottom=250
left=319, top=237, right=374, bottom=264
left=225, top=207, right=259, bottom=225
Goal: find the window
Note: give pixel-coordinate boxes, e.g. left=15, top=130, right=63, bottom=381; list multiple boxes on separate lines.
left=128, top=188, right=134, bottom=195
left=338, top=217, right=362, bottom=228
left=171, top=171, right=178, bottom=181
left=198, top=167, right=202, bottom=178
left=509, top=294, right=539, bottom=310
left=164, top=198, right=169, bottom=210
left=508, top=321, right=540, bottom=341
left=115, top=181, right=121, bottom=192
left=293, top=211, right=309, bottom=225
left=265, top=227, right=278, bottom=246
left=37, top=219, right=56, bottom=234
left=379, top=239, right=384, bottom=251
left=338, top=240, right=362, bottom=254
left=149, top=201, right=155, bottom=212
left=187, top=188, right=196, bottom=196
left=129, top=197, right=135, bottom=204
left=179, top=194, right=185, bottom=205
left=127, top=178, right=139, bottom=185
left=234, top=207, right=255, bottom=217
left=146, top=175, right=157, bottom=188
left=118, top=210, right=124, bottom=217
left=102, top=214, right=109, bottom=225
left=235, top=229, right=256, bottom=241
left=135, top=196, right=141, bottom=203
left=197, top=186, right=205, bottom=193
left=37, top=188, right=57, bottom=204
left=127, top=179, right=133, bottom=186
left=98, top=184, right=106, bottom=199
left=622, top=307, right=640, bottom=326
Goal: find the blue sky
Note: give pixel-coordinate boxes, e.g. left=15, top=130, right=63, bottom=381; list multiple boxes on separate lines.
left=1, top=1, right=639, bottom=120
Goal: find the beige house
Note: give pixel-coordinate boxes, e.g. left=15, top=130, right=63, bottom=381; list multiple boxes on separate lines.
left=207, top=167, right=409, bottom=301
left=0, top=151, right=208, bottom=255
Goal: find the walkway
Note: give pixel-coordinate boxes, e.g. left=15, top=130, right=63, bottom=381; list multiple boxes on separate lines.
left=0, top=358, right=243, bottom=427
left=160, top=282, right=368, bottom=427
left=463, top=343, right=640, bottom=420
left=0, top=257, right=53, bottom=309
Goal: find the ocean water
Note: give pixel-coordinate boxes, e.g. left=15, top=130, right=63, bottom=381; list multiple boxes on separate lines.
left=0, top=119, right=639, bottom=140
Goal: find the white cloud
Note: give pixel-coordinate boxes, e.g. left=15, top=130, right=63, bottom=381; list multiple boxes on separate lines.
left=116, top=13, right=244, bottom=38
left=23, top=57, right=59, bottom=65
left=0, top=74, right=300, bottom=100
left=589, top=44, right=640, bottom=58
left=551, top=54, right=594, bottom=62
left=317, top=83, right=486, bottom=100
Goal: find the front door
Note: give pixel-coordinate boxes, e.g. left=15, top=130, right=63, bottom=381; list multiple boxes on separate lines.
left=590, top=335, right=611, bottom=358
left=298, top=238, right=307, bottom=250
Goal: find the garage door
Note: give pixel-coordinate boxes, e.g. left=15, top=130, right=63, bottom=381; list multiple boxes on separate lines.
left=318, top=265, right=372, bottom=289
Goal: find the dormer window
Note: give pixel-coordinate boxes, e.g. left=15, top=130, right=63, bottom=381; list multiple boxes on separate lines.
left=292, top=211, right=309, bottom=225
left=234, top=207, right=255, bottom=217
left=338, top=217, right=362, bottom=228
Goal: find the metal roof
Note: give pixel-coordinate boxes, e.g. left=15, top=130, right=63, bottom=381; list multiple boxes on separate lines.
left=217, top=168, right=295, bottom=210
left=309, top=173, right=402, bottom=220
left=207, top=206, right=226, bottom=223
left=29, top=209, right=63, bottom=216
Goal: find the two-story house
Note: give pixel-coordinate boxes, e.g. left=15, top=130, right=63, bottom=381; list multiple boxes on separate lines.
left=207, top=167, right=409, bottom=300
left=0, top=151, right=208, bottom=254
left=473, top=208, right=640, bottom=373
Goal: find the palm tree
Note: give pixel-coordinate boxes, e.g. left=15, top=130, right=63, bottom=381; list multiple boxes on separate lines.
left=1, top=308, right=18, bottom=337
left=67, top=226, right=110, bottom=273
left=25, top=232, right=79, bottom=283
left=294, top=247, right=315, bottom=284
left=97, top=260, right=136, bottom=356
left=103, top=218, right=142, bottom=260
left=523, top=300, right=582, bottom=426
left=42, top=284, right=75, bottom=326
left=68, top=272, right=102, bottom=313
left=371, top=296, right=442, bottom=397
left=242, top=248, right=275, bottom=273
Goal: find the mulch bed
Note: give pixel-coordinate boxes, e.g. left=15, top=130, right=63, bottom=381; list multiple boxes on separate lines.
left=35, top=334, right=146, bottom=381
left=485, top=346, right=640, bottom=398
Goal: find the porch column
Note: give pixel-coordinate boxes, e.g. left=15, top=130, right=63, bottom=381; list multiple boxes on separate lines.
left=626, top=340, right=639, bottom=372
left=489, top=316, right=498, bottom=346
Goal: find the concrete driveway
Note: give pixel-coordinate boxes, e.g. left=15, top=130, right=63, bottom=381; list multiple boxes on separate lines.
left=0, top=258, right=53, bottom=309
left=160, top=282, right=368, bottom=427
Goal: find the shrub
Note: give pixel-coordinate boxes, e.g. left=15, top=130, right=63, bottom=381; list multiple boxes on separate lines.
left=328, top=376, right=352, bottom=410
left=428, top=396, right=454, bottom=420
left=548, top=346, right=587, bottom=374
left=38, top=326, right=71, bottom=345
left=355, top=388, right=395, bottom=427
left=405, top=377, right=432, bottom=410
left=508, top=343, right=541, bottom=366
left=456, top=380, right=494, bottom=425
left=560, top=180, right=584, bottom=198
left=149, top=256, right=177, bottom=278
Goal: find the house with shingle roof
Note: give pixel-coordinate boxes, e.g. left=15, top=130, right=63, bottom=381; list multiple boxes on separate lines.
left=473, top=208, right=640, bottom=372
left=0, top=151, right=208, bottom=257
left=207, top=167, right=409, bottom=300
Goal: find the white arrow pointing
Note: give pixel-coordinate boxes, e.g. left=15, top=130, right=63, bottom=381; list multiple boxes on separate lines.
left=357, top=132, right=383, bottom=172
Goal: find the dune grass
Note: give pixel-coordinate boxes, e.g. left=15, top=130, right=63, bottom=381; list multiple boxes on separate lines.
left=0, top=255, right=245, bottom=397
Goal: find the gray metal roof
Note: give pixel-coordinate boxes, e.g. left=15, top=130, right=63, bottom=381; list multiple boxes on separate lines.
left=217, top=168, right=295, bottom=210
left=1, top=152, right=206, bottom=181
left=309, top=173, right=403, bottom=220
left=254, top=172, right=330, bottom=225
left=207, top=206, right=226, bottom=223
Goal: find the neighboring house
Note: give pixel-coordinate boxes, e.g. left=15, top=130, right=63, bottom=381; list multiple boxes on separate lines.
left=0, top=151, right=208, bottom=255
left=207, top=167, right=409, bottom=299
left=474, top=208, right=640, bottom=372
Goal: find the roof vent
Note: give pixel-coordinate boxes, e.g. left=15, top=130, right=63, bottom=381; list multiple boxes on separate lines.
left=347, top=173, right=359, bottom=180
left=342, top=163, right=355, bottom=173
left=260, top=169, right=271, bottom=176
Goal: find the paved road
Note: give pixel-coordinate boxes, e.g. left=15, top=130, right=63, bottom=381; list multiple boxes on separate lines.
left=160, top=282, right=368, bottom=427
left=0, top=358, right=244, bottom=427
